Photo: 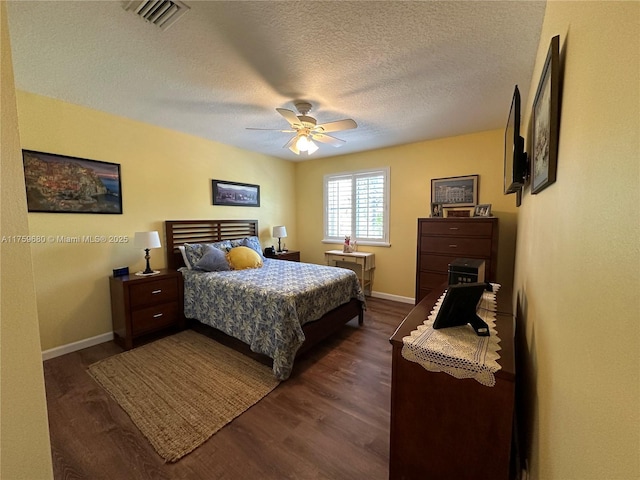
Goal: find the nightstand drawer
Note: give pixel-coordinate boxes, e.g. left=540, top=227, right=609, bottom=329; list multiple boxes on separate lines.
left=131, top=302, right=179, bottom=335
left=265, top=250, right=300, bottom=262
left=129, top=277, right=178, bottom=308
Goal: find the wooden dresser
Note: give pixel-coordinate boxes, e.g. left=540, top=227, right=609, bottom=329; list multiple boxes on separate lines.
left=415, top=217, right=498, bottom=304
left=389, top=286, right=515, bottom=480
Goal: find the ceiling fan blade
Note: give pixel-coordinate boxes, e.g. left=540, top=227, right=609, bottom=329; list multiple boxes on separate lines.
left=276, top=108, right=302, bottom=127
left=246, top=127, right=296, bottom=133
left=283, top=135, right=300, bottom=154
left=311, top=132, right=346, bottom=147
left=315, top=118, right=357, bottom=133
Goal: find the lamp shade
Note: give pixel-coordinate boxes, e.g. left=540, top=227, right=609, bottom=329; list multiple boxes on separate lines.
left=272, top=226, right=287, bottom=239
left=134, top=231, right=161, bottom=249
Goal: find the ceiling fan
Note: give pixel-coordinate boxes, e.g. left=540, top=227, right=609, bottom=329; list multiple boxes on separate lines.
left=247, top=101, right=357, bottom=155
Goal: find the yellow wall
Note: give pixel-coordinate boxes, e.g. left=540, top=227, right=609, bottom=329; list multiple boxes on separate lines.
left=514, top=2, right=639, bottom=479
left=0, top=2, right=53, bottom=477
left=296, top=130, right=519, bottom=300
left=17, top=92, right=297, bottom=351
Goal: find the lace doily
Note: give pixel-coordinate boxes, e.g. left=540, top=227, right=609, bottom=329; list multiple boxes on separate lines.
left=401, top=284, right=502, bottom=387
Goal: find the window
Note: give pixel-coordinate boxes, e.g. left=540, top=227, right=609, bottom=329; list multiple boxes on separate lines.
left=323, top=167, right=390, bottom=246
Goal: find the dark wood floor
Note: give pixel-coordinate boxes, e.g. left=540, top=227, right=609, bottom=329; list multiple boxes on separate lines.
left=43, top=297, right=414, bottom=480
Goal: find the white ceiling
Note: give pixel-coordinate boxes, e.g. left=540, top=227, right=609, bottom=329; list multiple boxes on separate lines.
left=6, top=0, right=546, bottom=161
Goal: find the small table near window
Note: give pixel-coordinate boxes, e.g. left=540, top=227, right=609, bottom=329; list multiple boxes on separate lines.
left=324, top=250, right=375, bottom=296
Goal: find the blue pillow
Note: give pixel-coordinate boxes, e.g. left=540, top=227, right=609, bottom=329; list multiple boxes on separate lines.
left=242, top=236, right=264, bottom=259
left=184, top=240, right=233, bottom=268
left=194, top=245, right=230, bottom=272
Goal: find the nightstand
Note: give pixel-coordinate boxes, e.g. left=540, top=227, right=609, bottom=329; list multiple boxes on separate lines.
left=109, top=269, right=184, bottom=349
left=264, top=250, right=300, bottom=262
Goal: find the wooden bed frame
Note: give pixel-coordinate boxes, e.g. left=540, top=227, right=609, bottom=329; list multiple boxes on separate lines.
left=164, top=219, right=364, bottom=363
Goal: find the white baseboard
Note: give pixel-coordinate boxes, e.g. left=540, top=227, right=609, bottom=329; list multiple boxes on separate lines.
left=370, top=290, right=415, bottom=304
left=42, top=332, right=114, bottom=361
left=40, top=291, right=413, bottom=361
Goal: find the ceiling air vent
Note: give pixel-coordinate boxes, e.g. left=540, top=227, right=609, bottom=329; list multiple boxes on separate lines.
left=124, top=0, right=190, bottom=31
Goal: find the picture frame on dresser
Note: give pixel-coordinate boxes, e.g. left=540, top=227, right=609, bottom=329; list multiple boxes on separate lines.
left=474, top=204, right=492, bottom=217
left=431, top=174, right=479, bottom=207
left=531, top=35, right=560, bottom=195
left=430, top=202, right=443, bottom=218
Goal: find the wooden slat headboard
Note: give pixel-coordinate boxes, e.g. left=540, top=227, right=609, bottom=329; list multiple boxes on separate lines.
left=165, top=219, right=258, bottom=270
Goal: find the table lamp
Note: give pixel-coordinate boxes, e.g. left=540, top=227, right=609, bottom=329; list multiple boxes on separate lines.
left=134, top=231, right=162, bottom=274
left=272, top=225, right=287, bottom=252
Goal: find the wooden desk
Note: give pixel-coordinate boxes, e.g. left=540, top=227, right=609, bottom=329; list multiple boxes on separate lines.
left=388, top=286, right=515, bottom=480
left=324, top=250, right=375, bottom=295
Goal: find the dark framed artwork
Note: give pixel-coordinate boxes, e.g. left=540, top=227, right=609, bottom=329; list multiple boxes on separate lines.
left=22, top=150, right=122, bottom=214
left=431, top=174, right=479, bottom=207
left=531, top=35, right=560, bottom=194
left=212, top=179, right=260, bottom=207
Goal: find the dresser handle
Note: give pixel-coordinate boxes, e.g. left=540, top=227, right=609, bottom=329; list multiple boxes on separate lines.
left=153, top=313, right=163, bottom=318
left=449, top=244, right=458, bottom=248
left=151, top=289, right=162, bottom=294
left=449, top=227, right=459, bottom=230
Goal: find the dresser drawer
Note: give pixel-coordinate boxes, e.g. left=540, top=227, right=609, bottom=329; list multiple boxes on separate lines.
left=419, top=271, right=448, bottom=289
left=420, top=236, right=493, bottom=257
left=131, top=302, right=179, bottom=335
left=419, top=254, right=469, bottom=273
left=420, top=220, right=494, bottom=237
left=129, top=277, right=178, bottom=308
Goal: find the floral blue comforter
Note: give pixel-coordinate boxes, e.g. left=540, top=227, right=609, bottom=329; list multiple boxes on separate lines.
left=181, top=259, right=365, bottom=379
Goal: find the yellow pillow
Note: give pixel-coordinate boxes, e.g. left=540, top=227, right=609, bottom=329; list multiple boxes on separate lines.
left=226, top=246, right=263, bottom=270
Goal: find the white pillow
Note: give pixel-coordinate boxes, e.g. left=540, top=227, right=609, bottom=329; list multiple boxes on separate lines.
left=178, top=245, right=192, bottom=269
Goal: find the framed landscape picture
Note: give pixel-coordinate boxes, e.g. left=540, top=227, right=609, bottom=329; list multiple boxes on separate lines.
left=431, top=174, right=479, bottom=207
left=212, top=180, right=260, bottom=207
left=531, top=35, right=560, bottom=194
left=22, top=150, right=122, bottom=214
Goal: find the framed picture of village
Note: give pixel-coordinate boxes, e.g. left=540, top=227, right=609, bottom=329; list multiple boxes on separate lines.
left=22, top=150, right=122, bottom=214
left=211, top=179, right=260, bottom=207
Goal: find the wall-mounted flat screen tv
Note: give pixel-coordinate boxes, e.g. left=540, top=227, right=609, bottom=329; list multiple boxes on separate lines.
left=504, top=85, right=528, bottom=194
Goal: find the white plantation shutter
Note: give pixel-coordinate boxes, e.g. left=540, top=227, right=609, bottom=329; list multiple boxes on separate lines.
left=324, top=167, right=389, bottom=245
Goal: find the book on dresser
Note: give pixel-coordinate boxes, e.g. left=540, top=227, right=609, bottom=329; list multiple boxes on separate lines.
left=415, top=217, right=498, bottom=304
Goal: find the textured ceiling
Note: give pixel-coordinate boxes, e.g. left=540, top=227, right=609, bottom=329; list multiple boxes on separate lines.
left=7, top=0, right=546, bottom=161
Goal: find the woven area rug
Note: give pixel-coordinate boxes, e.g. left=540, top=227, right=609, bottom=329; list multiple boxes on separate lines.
left=88, top=330, right=279, bottom=462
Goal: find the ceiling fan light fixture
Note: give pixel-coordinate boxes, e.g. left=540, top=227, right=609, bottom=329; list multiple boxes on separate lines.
left=249, top=101, right=357, bottom=156
left=306, top=139, right=319, bottom=154
left=288, top=141, right=300, bottom=155
left=296, top=135, right=310, bottom=152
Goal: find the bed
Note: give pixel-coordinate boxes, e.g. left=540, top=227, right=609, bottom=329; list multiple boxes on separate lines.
left=165, top=219, right=365, bottom=380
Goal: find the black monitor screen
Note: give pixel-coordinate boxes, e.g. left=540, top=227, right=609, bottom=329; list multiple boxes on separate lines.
left=432, top=283, right=489, bottom=336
